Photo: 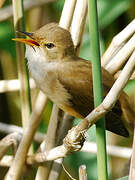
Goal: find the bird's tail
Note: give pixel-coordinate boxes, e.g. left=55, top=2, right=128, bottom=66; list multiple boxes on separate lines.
left=120, top=92, right=135, bottom=136
left=105, top=91, right=135, bottom=137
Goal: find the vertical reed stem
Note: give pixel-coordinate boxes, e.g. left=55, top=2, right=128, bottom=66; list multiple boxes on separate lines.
left=88, top=0, right=108, bottom=179
left=5, top=0, right=33, bottom=179
left=12, top=0, right=31, bottom=128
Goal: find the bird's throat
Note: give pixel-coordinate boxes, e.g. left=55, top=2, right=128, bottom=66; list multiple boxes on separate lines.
left=25, top=45, right=47, bottom=82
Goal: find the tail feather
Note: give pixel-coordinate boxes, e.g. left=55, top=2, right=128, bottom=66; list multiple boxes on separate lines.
left=119, top=92, right=135, bottom=136
left=106, top=98, right=129, bottom=137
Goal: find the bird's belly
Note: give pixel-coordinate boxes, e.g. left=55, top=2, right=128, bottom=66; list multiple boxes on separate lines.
left=34, top=74, right=72, bottom=110
left=39, top=80, right=84, bottom=119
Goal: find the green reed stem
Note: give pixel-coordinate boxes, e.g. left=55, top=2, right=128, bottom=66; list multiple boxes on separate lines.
left=88, top=0, right=108, bottom=179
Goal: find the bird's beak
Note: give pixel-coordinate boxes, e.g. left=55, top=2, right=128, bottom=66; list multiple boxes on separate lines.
left=12, top=31, right=40, bottom=47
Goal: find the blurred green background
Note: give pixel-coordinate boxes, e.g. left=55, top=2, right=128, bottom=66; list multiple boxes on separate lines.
left=0, top=0, right=134, bottom=179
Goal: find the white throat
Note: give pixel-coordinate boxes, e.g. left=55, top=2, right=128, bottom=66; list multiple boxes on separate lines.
left=25, top=45, right=59, bottom=93
left=25, top=45, right=46, bottom=82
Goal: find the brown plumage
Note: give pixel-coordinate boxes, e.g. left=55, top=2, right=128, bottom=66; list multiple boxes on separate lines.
left=56, top=58, right=131, bottom=137
left=13, top=23, right=134, bottom=137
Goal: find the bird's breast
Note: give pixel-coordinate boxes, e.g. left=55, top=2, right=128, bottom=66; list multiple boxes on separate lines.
left=25, top=45, right=71, bottom=108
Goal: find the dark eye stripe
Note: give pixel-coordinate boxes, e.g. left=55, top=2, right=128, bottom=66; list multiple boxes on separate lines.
left=45, top=43, right=55, bottom=49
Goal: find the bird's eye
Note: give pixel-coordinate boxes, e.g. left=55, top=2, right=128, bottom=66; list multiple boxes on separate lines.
left=45, top=43, right=55, bottom=49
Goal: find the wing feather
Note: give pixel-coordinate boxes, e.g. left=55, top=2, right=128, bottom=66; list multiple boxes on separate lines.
left=57, top=58, right=129, bottom=137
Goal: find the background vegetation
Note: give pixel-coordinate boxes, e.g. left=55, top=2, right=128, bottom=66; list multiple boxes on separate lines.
left=0, top=0, right=134, bottom=179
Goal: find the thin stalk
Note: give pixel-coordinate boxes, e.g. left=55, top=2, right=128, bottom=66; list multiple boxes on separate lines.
left=35, top=105, right=64, bottom=180
left=79, top=165, right=87, bottom=180
left=88, top=0, right=108, bottom=180
left=12, top=0, right=32, bottom=128
left=5, top=92, right=48, bottom=180
left=59, top=0, right=77, bottom=29
left=0, top=0, right=56, bottom=22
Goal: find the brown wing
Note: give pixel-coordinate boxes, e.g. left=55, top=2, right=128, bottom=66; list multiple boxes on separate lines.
left=57, top=58, right=129, bottom=137
left=58, top=59, right=94, bottom=117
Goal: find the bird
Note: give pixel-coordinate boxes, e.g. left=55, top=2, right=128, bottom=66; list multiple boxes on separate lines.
left=13, top=22, right=134, bottom=137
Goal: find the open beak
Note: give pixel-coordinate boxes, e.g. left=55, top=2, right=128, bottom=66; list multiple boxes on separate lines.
left=12, top=31, right=40, bottom=47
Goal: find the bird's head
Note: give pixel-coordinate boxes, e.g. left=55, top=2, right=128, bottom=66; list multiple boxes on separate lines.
left=13, top=23, right=75, bottom=61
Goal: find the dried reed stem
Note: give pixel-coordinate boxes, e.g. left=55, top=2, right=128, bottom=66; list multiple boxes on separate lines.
left=105, top=33, right=135, bottom=75
left=71, top=0, right=88, bottom=54
left=35, top=105, right=64, bottom=180
left=0, top=0, right=56, bottom=22
left=12, top=0, right=31, bottom=128
left=5, top=91, right=48, bottom=180
left=0, top=78, right=36, bottom=93
left=102, top=19, right=135, bottom=67
left=79, top=165, right=87, bottom=180
left=82, top=142, right=132, bottom=159
left=59, top=0, right=77, bottom=29
left=0, top=122, right=45, bottom=143
left=0, top=132, right=22, bottom=160
left=0, top=141, right=132, bottom=168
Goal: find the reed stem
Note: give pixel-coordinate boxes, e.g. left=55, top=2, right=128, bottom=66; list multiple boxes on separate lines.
left=12, top=0, right=32, bottom=128
left=88, top=0, right=108, bottom=179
